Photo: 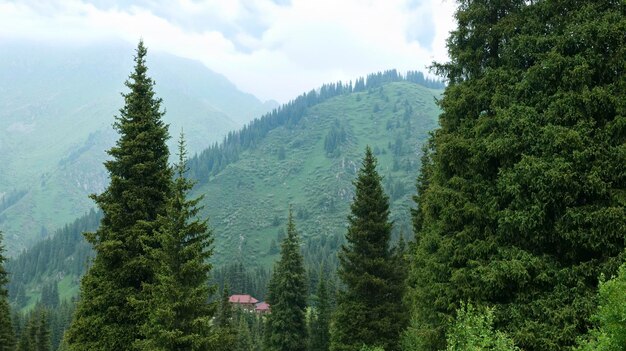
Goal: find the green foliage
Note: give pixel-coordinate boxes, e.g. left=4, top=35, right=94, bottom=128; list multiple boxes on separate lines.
left=444, top=304, right=519, bottom=351
left=330, top=148, right=407, bottom=351
left=236, top=317, right=254, bottom=351
left=66, top=40, right=173, bottom=351
left=324, top=120, right=347, bottom=157
left=408, top=1, right=626, bottom=350
left=309, top=267, right=332, bottom=351
left=0, top=230, right=15, bottom=351
left=211, top=285, right=237, bottom=351
left=135, top=134, right=216, bottom=351
left=576, top=264, right=626, bottom=351
left=360, top=347, right=384, bottom=351
left=39, top=282, right=59, bottom=309
left=6, top=210, right=100, bottom=310
left=212, top=262, right=270, bottom=300
left=265, top=210, right=308, bottom=351
left=15, top=307, right=51, bottom=351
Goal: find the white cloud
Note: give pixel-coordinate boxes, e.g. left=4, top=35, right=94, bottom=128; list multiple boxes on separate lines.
left=0, top=0, right=456, bottom=102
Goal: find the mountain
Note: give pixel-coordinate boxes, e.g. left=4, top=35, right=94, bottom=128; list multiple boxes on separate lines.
left=5, top=71, right=443, bottom=308
left=0, top=40, right=277, bottom=254
left=190, top=80, right=441, bottom=267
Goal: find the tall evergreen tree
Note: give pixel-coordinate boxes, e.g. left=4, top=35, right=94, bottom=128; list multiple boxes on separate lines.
left=309, top=267, right=331, bottom=351
left=212, top=284, right=237, bottom=351
left=66, top=40, right=172, bottom=351
left=136, top=133, right=215, bottom=351
left=265, top=209, right=308, bottom=351
left=236, top=318, right=253, bottom=351
left=330, top=146, right=407, bottom=351
left=36, top=308, right=51, bottom=351
left=407, top=1, right=626, bottom=350
left=0, top=230, right=15, bottom=351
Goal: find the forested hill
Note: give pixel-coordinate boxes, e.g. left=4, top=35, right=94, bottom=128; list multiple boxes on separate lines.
left=6, top=71, right=442, bottom=309
left=0, top=40, right=277, bottom=255
left=189, top=71, right=443, bottom=267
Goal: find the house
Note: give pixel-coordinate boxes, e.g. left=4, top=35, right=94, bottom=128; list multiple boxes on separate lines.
left=229, top=294, right=259, bottom=311
left=255, top=302, right=271, bottom=314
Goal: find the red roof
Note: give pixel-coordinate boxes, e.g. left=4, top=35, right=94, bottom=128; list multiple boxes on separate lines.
left=229, top=294, right=259, bottom=304
left=255, top=302, right=270, bottom=312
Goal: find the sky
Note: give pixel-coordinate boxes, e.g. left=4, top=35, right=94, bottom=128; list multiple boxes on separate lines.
left=0, top=0, right=457, bottom=103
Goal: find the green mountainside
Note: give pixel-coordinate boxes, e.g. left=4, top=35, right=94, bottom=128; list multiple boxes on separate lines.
left=0, top=41, right=276, bottom=254
left=194, top=81, right=441, bottom=267
left=5, top=75, right=442, bottom=308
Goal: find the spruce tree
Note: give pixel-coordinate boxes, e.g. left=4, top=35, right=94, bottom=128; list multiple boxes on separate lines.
left=309, top=267, right=331, bottom=351
left=212, top=284, right=237, bottom=351
left=36, top=308, right=51, bottom=351
left=0, top=230, right=15, bottom=351
left=136, top=133, right=215, bottom=351
left=330, top=146, right=407, bottom=351
left=236, top=318, right=253, bottom=351
left=67, top=40, right=172, bottom=351
left=407, top=1, right=626, bottom=350
left=265, top=209, right=308, bottom=351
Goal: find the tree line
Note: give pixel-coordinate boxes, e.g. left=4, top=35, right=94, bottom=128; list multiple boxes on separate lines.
left=187, top=69, right=443, bottom=183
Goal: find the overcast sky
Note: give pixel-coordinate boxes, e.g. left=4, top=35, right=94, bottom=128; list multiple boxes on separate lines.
left=0, top=0, right=457, bottom=103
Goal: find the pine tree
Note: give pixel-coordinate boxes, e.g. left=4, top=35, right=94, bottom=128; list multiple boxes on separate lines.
left=330, top=146, right=407, bottom=351
left=212, top=284, right=237, bottom=351
left=0, top=230, right=15, bottom=351
left=136, top=133, right=215, bottom=351
left=66, top=40, right=172, bottom=351
left=236, top=318, right=253, bottom=351
left=265, top=209, right=308, bottom=351
left=36, top=308, right=51, bottom=351
left=309, top=267, right=331, bottom=351
left=407, top=1, right=626, bottom=350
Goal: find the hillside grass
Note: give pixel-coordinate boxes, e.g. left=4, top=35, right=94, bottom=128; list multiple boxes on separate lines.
left=193, top=82, right=441, bottom=267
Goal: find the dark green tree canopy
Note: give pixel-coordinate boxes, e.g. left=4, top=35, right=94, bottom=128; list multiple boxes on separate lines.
left=265, top=209, right=308, bottom=351
left=136, top=133, right=216, bottom=351
left=67, top=40, right=173, bottom=351
left=0, top=230, right=15, bottom=351
left=331, top=147, right=407, bottom=351
left=409, top=1, right=626, bottom=350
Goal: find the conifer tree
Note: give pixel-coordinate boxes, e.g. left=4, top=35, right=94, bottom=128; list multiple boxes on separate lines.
left=330, top=147, right=407, bottom=351
left=236, top=318, right=253, bottom=351
left=265, top=209, right=308, bottom=351
left=67, top=40, right=172, bottom=351
left=407, top=1, right=626, bottom=350
left=212, top=284, right=237, bottom=351
left=36, top=309, right=51, bottom=351
left=136, top=133, right=215, bottom=351
left=309, top=267, right=331, bottom=351
left=0, top=230, right=15, bottom=351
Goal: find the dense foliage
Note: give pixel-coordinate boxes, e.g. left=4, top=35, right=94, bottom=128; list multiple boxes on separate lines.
left=135, top=136, right=216, bottom=350
left=308, top=268, right=332, bottom=351
left=408, top=0, right=626, bottom=350
left=14, top=307, right=51, bottom=351
left=444, top=304, right=519, bottom=351
left=265, top=210, right=308, bottom=351
left=576, top=263, right=626, bottom=351
left=0, top=231, right=15, bottom=351
left=66, top=40, right=173, bottom=350
left=6, top=211, right=100, bottom=310
left=331, top=147, right=407, bottom=351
